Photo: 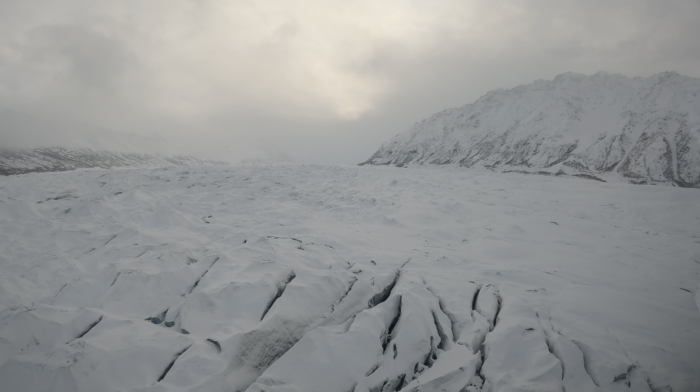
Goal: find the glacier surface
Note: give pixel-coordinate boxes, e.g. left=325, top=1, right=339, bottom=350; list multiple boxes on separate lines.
left=0, top=164, right=698, bottom=392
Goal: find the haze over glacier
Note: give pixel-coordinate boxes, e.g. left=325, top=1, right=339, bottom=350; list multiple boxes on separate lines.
left=364, top=72, right=700, bottom=187
left=0, top=110, right=292, bottom=175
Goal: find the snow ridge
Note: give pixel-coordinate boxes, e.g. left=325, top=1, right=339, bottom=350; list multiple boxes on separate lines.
left=363, top=71, right=700, bottom=187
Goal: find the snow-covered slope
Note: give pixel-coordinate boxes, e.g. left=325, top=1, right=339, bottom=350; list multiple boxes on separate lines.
left=363, top=72, right=700, bottom=187
left=0, top=164, right=698, bottom=392
left=0, top=147, right=225, bottom=176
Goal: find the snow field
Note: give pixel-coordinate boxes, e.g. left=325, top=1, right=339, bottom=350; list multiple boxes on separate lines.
left=0, top=164, right=698, bottom=392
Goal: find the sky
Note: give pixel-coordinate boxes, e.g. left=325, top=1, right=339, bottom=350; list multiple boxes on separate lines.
left=1, top=0, right=700, bottom=164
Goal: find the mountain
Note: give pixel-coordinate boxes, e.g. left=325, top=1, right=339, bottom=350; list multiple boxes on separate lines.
left=0, top=147, right=224, bottom=176
left=0, top=111, right=259, bottom=175
left=0, top=110, right=173, bottom=154
left=362, top=72, right=700, bottom=187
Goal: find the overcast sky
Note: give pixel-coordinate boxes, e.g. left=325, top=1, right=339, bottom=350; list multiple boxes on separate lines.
left=1, top=0, right=699, bottom=163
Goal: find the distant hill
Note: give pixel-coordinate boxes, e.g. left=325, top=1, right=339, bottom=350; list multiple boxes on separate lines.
left=0, top=110, right=291, bottom=175
left=0, top=110, right=174, bottom=154
left=363, top=72, right=700, bottom=187
left=0, top=147, right=225, bottom=176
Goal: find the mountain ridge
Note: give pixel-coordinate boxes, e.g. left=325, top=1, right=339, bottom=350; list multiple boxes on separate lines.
left=0, top=146, right=226, bottom=176
left=0, top=110, right=291, bottom=173
left=362, top=71, right=700, bottom=187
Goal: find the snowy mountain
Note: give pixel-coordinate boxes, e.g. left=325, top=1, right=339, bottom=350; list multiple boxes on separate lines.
left=0, top=164, right=698, bottom=392
left=0, top=147, right=225, bottom=175
left=363, top=72, right=700, bottom=187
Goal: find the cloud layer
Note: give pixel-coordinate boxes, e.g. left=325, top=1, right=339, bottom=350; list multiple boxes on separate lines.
left=1, top=0, right=699, bottom=163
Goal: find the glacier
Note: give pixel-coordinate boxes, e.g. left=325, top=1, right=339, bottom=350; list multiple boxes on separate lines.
left=0, top=164, right=698, bottom=391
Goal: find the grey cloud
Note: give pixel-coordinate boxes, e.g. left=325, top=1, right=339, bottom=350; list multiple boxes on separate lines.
left=25, top=24, right=134, bottom=92
left=0, top=0, right=699, bottom=164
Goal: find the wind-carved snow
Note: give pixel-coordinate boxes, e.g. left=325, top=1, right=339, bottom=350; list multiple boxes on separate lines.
left=363, top=72, right=700, bottom=188
left=0, top=164, right=699, bottom=392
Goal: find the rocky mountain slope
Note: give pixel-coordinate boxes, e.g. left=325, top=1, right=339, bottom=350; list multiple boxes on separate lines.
left=363, top=72, right=700, bottom=187
left=0, top=147, right=224, bottom=176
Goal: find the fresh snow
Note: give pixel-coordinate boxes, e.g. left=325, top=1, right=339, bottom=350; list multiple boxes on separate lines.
left=0, top=164, right=698, bottom=392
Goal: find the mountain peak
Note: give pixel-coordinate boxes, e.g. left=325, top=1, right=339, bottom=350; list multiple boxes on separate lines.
left=362, top=72, right=700, bottom=187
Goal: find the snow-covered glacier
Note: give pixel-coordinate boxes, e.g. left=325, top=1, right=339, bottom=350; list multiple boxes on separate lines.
left=0, top=164, right=698, bottom=392
left=363, top=72, right=700, bottom=187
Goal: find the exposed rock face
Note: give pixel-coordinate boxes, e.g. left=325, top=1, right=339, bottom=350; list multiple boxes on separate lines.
left=0, top=147, right=224, bottom=175
left=363, top=72, right=700, bottom=187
